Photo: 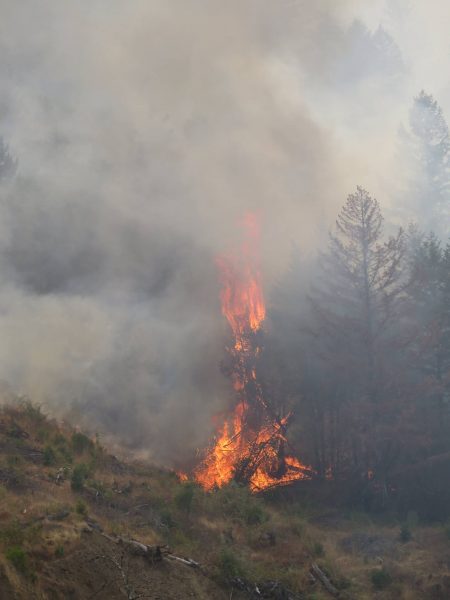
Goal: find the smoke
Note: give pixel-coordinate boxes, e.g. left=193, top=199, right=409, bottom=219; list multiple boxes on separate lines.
left=0, top=0, right=448, bottom=464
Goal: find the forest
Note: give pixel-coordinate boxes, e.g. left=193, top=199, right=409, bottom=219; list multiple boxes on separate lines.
left=262, top=91, right=450, bottom=520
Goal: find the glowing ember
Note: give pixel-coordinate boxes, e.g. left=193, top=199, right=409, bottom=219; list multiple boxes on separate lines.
left=193, top=213, right=311, bottom=492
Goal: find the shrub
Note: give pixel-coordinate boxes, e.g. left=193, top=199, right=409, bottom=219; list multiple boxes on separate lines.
left=43, top=445, right=57, bottom=466
left=399, top=524, right=412, bottom=542
left=370, top=568, right=392, bottom=590
left=211, top=484, right=268, bottom=526
left=71, top=463, right=89, bottom=491
left=53, top=434, right=73, bottom=463
left=72, top=432, right=93, bottom=455
left=175, top=483, right=195, bottom=514
left=218, top=547, right=245, bottom=581
left=312, top=542, right=325, bottom=557
left=75, top=499, right=88, bottom=517
left=22, top=400, right=46, bottom=424
left=243, top=501, right=266, bottom=525
left=5, top=546, right=28, bottom=573
left=55, top=545, right=65, bottom=558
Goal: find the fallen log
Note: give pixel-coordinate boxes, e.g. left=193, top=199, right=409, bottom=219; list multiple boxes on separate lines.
left=92, top=527, right=202, bottom=571
left=310, top=563, right=340, bottom=597
left=115, top=536, right=165, bottom=562
left=166, top=554, right=200, bottom=568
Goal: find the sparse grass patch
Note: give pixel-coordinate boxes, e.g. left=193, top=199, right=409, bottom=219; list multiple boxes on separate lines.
left=0, top=519, right=24, bottom=547
left=75, top=499, right=88, bottom=517
left=5, top=546, right=28, bottom=573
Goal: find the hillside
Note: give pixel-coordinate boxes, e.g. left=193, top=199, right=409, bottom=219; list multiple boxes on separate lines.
left=0, top=400, right=449, bottom=600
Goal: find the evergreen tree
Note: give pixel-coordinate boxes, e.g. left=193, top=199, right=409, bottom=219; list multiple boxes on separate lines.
left=406, top=234, right=450, bottom=451
left=313, top=187, right=406, bottom=401
left=403, top=91, right=450, bottom=235
left=310, top=187, right=407, bottom=479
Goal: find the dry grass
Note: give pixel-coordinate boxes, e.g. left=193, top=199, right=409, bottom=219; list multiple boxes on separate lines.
left=0, top=401, right=449, bottom=599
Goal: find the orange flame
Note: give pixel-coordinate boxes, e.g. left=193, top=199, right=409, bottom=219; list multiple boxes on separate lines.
left=194, top=212, right=311, bottom=492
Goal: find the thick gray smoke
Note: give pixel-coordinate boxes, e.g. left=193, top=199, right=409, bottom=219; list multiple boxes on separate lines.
left=0, top=1, right=448, bottom=464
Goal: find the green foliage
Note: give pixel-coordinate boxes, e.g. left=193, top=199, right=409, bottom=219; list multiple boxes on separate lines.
left=209, top=484, right=268, bottom=526
left=71, top=432, right=94, bottom=455
left=21, top=400, right=46, bottom=425
left=5, top=546, right=28, bottom=573
left=71, top=463, right=89, bottom=491
left=399, top=524, right=412, bottom=542
left=370, top=568, right=392, bottom=590
left=243, top=501, right=266, bottom=525
left=43, top=445, right=57, bottom=466
left=217, top=547, right=245, bottom=581
left=175, top=482, right=196, bottom=514
left=53, top=434, right=73, bottom=464
left=160, top=508, right=176, bottom=529
left=0, top=519, right=24, bottom=547
left=312, top=541, right=325, bottom=557
left=55, top=545, right=65, bottom=558
left=75, top=499, right=88, bottom=517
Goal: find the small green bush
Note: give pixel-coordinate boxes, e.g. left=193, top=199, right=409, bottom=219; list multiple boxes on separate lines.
left=22, top=400, right=46, bottom=424
left=243, top=501, right=266, bottom=525
left=43, top=445, right=57, bottom=466
left=72, top=432, right=94, bottom=455
left=175, top=483, right=195, bottom=514
left=71, top=463, right=89, bottom=491
left=210, top=484, right=268, bottom=526
left=312, top=542, right=325, bottom=557
left=370, top=568, right=392, bottom=590
left=55, top=545, right=65, bottom=558
left=399, top=524, right=412, bottom=542
left=6, top=546, right=28, bottom=573
left=218, top=547, right=245, bottom=581
left=53, top=434, right=73, bottom=463
left=75, top=499, right=88, bottom=517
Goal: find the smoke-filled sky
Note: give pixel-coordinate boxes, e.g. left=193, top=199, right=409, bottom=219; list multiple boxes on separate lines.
left=0, top=0, right=449, bottom=464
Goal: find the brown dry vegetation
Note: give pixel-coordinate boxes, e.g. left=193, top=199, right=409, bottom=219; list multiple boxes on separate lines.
left=0, top=400, right=449, bottom=599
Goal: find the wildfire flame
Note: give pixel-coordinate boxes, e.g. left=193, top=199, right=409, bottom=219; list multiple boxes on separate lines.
left=193, top=213, right=311, bottom=492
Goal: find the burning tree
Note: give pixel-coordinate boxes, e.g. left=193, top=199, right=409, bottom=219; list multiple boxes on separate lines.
left=193, top=213, right=310, bottom=492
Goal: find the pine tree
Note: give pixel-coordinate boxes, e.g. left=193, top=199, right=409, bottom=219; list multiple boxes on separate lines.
left=407, top=234, right=450, bottom=449
left=310, top=187, right=407, bottom=480
left=405, top=91, right=450, bottom=235
left=313, top=187, right=406, bottom=401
